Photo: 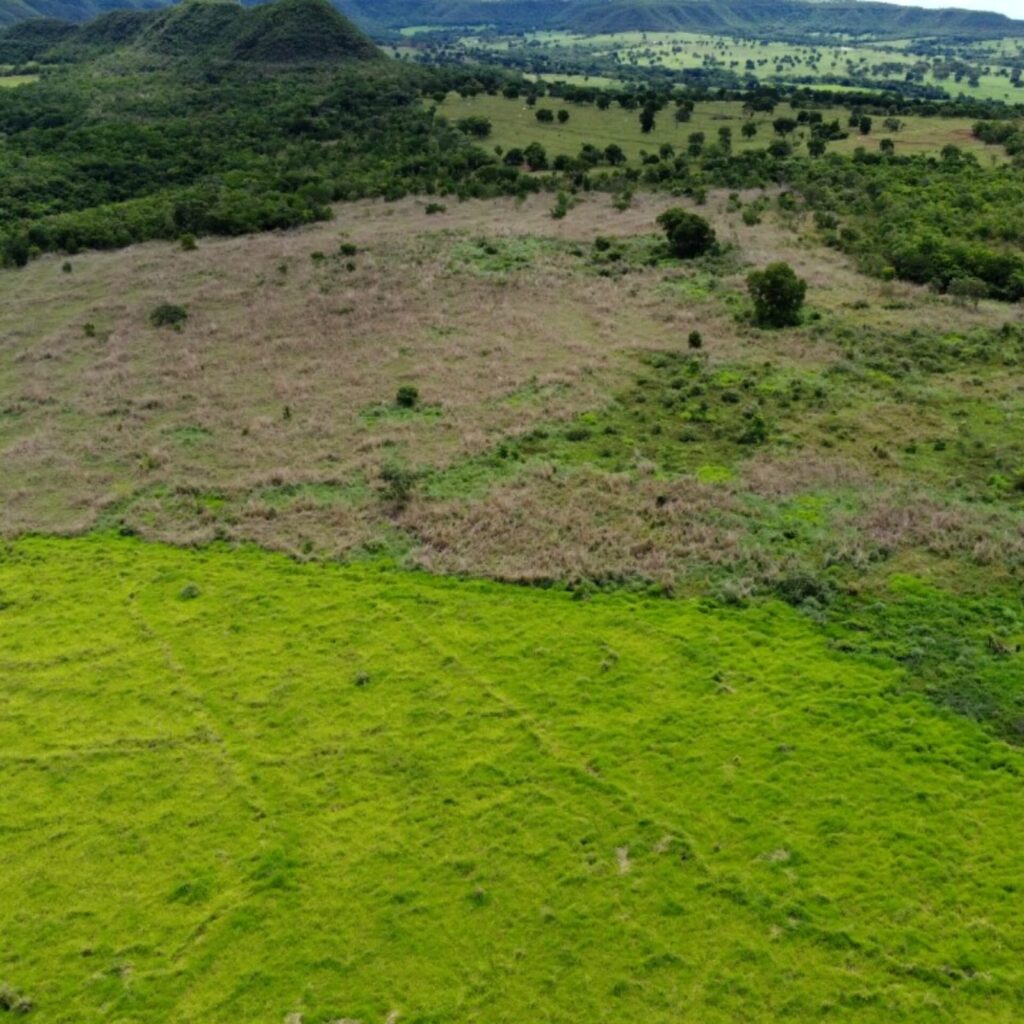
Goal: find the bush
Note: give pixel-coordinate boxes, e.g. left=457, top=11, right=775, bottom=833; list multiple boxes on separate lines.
left=149, top=303, right=188, bottom=330
left=378, top=461, right=418, bottom=508
left=747, top=262, right=807, bottom=328
left=425, top=202, right=447, bottom=215
left=395, top=385, right=419, bottom=408
left=688, top=330, right=703, bottom=349
left=180, top=233, right=197, bottom=251
left=657, top=209, right=716, bottom=260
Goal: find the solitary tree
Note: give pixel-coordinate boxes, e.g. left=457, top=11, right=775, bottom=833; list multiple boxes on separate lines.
left=657, top=209, right=716, bottom=259
left=640, top=103, right=656, bottom=134
left=747, top=262, right=807, bottom=327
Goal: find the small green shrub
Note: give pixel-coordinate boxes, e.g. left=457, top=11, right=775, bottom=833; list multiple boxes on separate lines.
left=180, top=233, right=197, bottom=251
left=149, top=304, right=188, bottom=330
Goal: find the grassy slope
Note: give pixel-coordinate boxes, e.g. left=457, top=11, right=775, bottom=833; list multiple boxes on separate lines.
left=1, top=533, right=1023, bottom=1023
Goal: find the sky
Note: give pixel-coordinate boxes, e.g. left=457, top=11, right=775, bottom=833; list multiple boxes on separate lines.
left=884, top=0, right=1024, bottom=17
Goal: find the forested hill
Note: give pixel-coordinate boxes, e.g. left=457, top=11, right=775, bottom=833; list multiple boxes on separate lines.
left=337, top=0, right=1024, bottom=38
left=0, top=0, right=382, bottom=61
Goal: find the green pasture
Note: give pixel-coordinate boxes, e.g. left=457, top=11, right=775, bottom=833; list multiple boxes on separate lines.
left=1, top=535, right=1023, bottom=1022
left=438, top=93, right=996, bottom=162
left=0, top=74, right=38, bottom=87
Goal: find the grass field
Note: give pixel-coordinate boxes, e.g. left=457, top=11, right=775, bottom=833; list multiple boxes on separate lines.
left=437, top=94, right=997, bottom=162
left=0, top=74, right=39, bottom=87
left=2, top=533, right=1024, bottom=1023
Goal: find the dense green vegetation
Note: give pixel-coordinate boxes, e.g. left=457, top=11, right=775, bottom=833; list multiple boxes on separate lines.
left=0, top=7, right=538, bottom=262
left=1, top=534, right=1023, bottom=1022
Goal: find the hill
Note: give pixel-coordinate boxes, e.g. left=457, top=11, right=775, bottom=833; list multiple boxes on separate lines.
left=0, top=0, right=382, bottom=62
left=0, top=0, right=162, bottom=28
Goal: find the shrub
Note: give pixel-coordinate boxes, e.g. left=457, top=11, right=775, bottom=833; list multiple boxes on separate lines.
left=688, top=330, right=703, bottom=349
left=149, top=303, right=188, bottom=330
left=747, top=262, right=807, bottom=328
left=657, top=209, right=716, bottom=260
left=551, top=191, right=571, bottom=220
left=395, top=385, right=419, bottom=408
left=379, top=461, right=418, bottom=508
left=180, top=233, right=197, bottom=251
left=425, top=202, right=447, bottom=215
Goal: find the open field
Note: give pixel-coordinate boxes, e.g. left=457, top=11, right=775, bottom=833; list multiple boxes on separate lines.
left=0, top=73, right=37, bottom=86
left=1, top=533, right=1024, bottom=1022
left=437, top=94, right=1000, bottom=162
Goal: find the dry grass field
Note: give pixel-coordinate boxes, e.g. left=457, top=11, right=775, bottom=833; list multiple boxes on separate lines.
left=1, top=190, right=1022, bottom=592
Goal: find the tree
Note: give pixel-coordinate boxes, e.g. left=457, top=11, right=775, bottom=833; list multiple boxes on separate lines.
left=535, top=108, right=554, bottom=123
left=808, top=137, right=827, bottom=157
left=859, top=115, right=873, bottom=135
left=657, top=209, right=716, bottom=260
left=879, top=137, right=895, bottom=155
left=773, top=117, right=798, bottom=136
left=557, top=109, right=570, bottom=124
left=687, top=131, right=705, bottom=156
left=639, top=103, right=656, bottom=134
left=741, top=121, right=758, bottom=139
left=456, top=116, right=492, bottom=138
left=604, top=143, right=626, bottom=165
left=523, top=142, right=548, bottom=170
left=747, top=262, right=807, bottom=327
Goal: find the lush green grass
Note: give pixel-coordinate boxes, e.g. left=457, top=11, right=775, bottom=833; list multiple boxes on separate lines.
left=0, top=73, right=36, bottom=86
left=1, top=534, right=1024, bottom=1022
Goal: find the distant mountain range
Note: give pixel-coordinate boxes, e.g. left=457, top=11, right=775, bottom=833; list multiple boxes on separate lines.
left=2, top=0, right=1022, bottom=38
left=338, top=0, right=1024, bottom=38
